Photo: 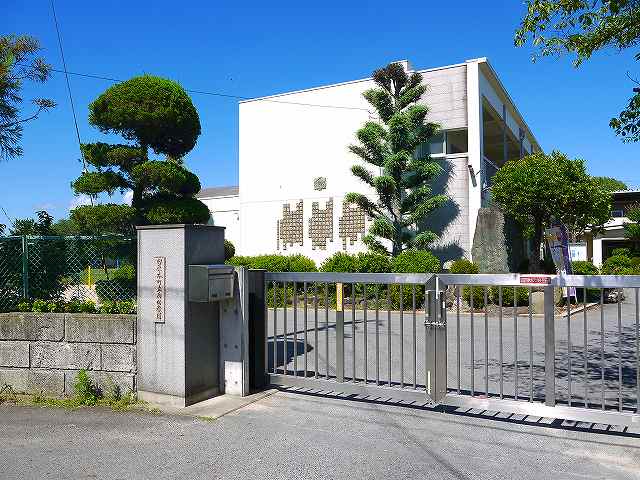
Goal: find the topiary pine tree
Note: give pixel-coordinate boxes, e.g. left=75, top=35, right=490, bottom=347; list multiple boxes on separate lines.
left=71, top=75, right=210, bottom=233
left=345, top=62, right=447, bottom=256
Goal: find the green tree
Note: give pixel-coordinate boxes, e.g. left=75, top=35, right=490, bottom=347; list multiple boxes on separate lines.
left=71, top=75, right=209, bottom=233
left=514, top=0, right=640, bottom=142
left=345, top=62, right=447, bottom=256
left=491, top=151, right=611, bottom=272
left=0, top=35, right=55, bottom=161
left=624, top=204, right=640, bottom=251
left=593, top=176, right=628, bottom=192
left=9, top=210, right=54, bottom=236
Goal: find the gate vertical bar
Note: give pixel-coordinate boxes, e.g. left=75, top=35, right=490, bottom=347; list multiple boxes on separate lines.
left=336, top=282, right=344, bottom=383
left=387, top=286, right=392, bottom=387
left=314, top=284, right=319, bottom=379
left=303, top=282, right=308, bottom=378
left=352, top=283, right=356, bottom=383
left=273, top=282, right=277, bottom=374
left=283, top=282, right=288, bottom=375
left=325, top=283, right=329, bottom=380
left=363, top=285, right=368, bottom=384
left=375, top=289, right=380, bottom=385
left=413, top=285, right=417, bottom=389
left=583, top=287, right=589, bottom=408
left=618, top=296, right=623, bottom=412
left=544, top=285, right=556, bottom=407
left=498, top=286, right=503, bottom=399
left=529, top=288, right=533, bottom=402
left=484, top=286, right=489, bottom=397
left=293, top=282, right=298, bottom=376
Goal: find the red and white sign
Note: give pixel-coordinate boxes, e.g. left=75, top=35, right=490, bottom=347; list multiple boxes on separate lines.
left=520, top=275, right=551, bottom=285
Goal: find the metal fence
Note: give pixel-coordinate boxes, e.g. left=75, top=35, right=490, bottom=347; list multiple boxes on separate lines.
left=264, top=272, right=447, bottom=404
left=0, top=236, right=136, bottom=312
left=260, top=271, right=640, bottom=427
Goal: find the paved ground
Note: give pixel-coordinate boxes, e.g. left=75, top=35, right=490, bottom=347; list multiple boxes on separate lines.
left=268, top=288, right=639, bottom=409
left=1, top=391, right=639, bottom=479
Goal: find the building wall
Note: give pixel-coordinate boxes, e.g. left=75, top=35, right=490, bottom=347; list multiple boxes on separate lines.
left=199, top=195, right=241, bottom=249
left=239, top=63, right=472, bottom=265
left=0, top=313, right=136, bottom=395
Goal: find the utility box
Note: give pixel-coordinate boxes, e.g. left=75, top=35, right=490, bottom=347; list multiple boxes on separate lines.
left=189, top=265, right=235, bottom=302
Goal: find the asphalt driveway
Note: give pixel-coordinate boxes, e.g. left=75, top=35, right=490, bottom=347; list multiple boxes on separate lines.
left=1, top=391, right=639, bottom=479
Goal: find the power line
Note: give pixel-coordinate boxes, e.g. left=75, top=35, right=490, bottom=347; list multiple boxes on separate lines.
left=38, top=65, right=371, bottom=112
left=50, top=0, right=86, bottom=170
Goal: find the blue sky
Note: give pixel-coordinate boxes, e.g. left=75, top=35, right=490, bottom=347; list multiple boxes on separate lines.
left=2, top=0, right=638, bottom=223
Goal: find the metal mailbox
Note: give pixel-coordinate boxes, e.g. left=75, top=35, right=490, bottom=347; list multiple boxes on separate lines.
left=188, top=265, right=235, bottom=302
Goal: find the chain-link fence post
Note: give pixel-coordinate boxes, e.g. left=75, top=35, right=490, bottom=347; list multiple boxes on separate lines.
left=21, top=236, right=29, bottom=299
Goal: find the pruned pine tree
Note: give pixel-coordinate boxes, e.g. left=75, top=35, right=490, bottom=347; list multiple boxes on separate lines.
left=345, top=62, right=447, bottom=256
left=71, top=75, right=210, bottom=234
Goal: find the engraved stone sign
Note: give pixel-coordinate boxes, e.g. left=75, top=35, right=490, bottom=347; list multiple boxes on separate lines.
left=153, top=256, right=166, bottom=323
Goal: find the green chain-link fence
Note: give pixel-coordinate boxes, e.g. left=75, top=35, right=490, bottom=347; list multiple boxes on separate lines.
left=0, top=236, right=136, bottom=312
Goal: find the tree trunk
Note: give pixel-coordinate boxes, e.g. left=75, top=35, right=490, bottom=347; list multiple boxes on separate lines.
left=530, top=220, right=543, bottom=273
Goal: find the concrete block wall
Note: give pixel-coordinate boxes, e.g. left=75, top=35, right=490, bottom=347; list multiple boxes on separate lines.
left=0, top=313, right=136, bottom=396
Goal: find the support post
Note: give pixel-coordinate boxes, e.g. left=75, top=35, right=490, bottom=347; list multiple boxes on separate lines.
left=21, top=236, right=28, bottom=299
left=336, top=282, right=344, bottom=383
left=544, top=285, right=556, bottom=406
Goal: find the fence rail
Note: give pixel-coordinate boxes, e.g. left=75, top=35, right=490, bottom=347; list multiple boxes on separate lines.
left=0, top=235, right=136, bottom=312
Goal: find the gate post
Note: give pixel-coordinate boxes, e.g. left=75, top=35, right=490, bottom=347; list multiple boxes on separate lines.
left=248, top=269, right=267, bottom=390
left=544, top=285, right=556, bottom=407
left=424, top=276, right=447, bottom=403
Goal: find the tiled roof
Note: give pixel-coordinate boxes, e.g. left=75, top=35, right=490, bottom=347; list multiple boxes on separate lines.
left=196, top=186, right=239, bottom=199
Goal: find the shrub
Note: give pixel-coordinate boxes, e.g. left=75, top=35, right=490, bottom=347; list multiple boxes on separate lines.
left=73, top=369, right=99, bottom=405
left=491, top=286, right=530, bottom=307
left=601, top=254, right=636, bottom=275
left=16, top=301, right=31, bottom=312
left=462, top=286, right=488, bottom=308
left=449, top=258, right=479, bottom=274
left=287, top=254, right=318, bottom=272
left=391, top=250, right=440, bottom=274
left=571, top=260, right=599, bottom=275
left=611, top=248, right=632, bottom=257
left=389, top=250, right=440, bottom=308
left=227, top=254, right=316, bottom=272
left=95, top=263, right=136, bottom=302
left=31, top=299, right=63, bottom=313
left=224, top=240, right=235, bottom=261
left=320, top=252, right=358, bottom=272
left=64, top=300, right=97, bottom=313
left=356, top=252, right=391, bottom=273
left=115, top=300, right=136, bottom=314
left=571, top=260, right=601, bottom=301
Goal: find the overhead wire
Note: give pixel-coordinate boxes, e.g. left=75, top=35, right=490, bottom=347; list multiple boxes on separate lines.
left=50, top=0, right=86, bottom=171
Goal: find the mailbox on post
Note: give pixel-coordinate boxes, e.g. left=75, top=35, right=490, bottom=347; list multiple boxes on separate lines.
left=189, top=265, right=235, bottom=302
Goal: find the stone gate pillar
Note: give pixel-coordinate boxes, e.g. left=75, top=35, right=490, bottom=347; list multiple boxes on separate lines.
left=136, top=224, right=225, bottom=407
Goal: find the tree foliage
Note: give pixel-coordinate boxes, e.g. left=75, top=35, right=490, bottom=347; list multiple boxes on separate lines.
left=593, top=175, right=628, bottom=191
left=514, top=0, right=640, bottom=142
left=625, top=204, right=640, bottom=249
left=491, top=151, right=611, bottom=272
left=345, top=62, right=447, bottom=256
left=0, top=34, right=55, bottom=161
left=71, top=76, right=209, bottom=233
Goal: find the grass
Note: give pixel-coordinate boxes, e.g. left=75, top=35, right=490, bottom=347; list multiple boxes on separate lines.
left=0, top=370, right=159, bottom=414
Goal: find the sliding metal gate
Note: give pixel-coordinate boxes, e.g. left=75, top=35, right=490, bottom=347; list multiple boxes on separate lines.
left=257, top=271, right=640, bottom=427
left=263, top=272, right=447, bottom=404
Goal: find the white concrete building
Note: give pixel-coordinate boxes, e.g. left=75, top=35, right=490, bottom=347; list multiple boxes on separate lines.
left=583, top=190, right=640, bottom=266
left=199, top=58, right=541, bottom=265
left=196, top=186, right=240, bottom=249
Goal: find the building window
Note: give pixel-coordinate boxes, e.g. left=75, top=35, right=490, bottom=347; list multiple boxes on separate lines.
left=446, top=129, right=468, bottom=154
left=416, top=130, right=467, bottom=158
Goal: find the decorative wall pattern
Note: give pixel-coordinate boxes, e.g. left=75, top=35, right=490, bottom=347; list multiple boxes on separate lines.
left=308, top=198, right=333, bottom=250
left=313, top=177, right=327, bottom=191
left=277, top=200, right=304, bottom=250
left=339, top=202, right=367, bottom=249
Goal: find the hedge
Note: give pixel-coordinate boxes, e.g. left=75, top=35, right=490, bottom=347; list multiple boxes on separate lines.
left=227, top=254, right=317, bottom=272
